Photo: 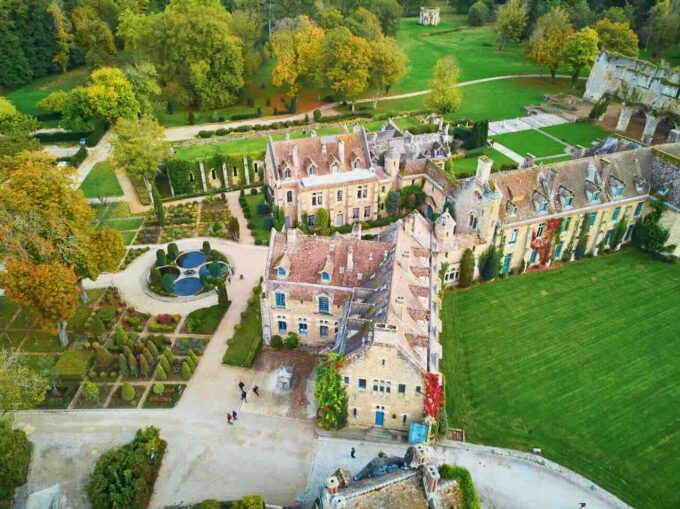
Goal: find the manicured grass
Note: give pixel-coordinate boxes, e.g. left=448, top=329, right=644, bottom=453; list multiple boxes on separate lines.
left=5, top=67, right=88, bottom=116
left=540, top=122, right=611, bottom=148
left=536, top=155, right=573, bottom=164
left=393, top=15, right=541, bottom=94
left=491, top=129, right=566, bottom=158
left=223, top=287, right=262, bottom=367
left=183, top=304, right=228, bottom=334
left=120, top=230, right=138, bottom=246
left=79, top=161, right=124, bottom=198
left=102, top=217, right=145, bottom=231
left=243, top=193, right=271, bottom=245
left=0, top=297, right=19, bottom=327
left=441, top=251, right=680, bottom=508
left=20, top=332, right=63, bottom=353
left=447, top=147, right=517, bottom=178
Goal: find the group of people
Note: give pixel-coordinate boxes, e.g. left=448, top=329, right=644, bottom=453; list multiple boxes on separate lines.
left=226, top=381, right=260, bottom=425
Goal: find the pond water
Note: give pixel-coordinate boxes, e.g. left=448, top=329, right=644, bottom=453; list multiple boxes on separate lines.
left=173, top=277, right=204, bottom=296
left=199, top=261, right=230, bottom=278
left=176, top=251, right=207, bottom=269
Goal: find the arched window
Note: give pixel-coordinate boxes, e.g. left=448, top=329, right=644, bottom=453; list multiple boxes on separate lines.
left=308, top=164, right=316, bottom=175
left=233, top=167, right=237, bottom=177
left=321, top=272, right=330, bottom=282
left=211, top=169, right=217, bottom=180
left=286, top=191, right=293, bottom=203
left=188, top=172, right=195, bottom=182
left=468, top=213, right=478, bottom=230
left=277, top=267, right=286, bottom=277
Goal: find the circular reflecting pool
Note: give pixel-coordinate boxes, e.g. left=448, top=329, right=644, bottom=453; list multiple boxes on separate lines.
left=176, top=251, right=207, bottom=269
left=173, top=277, right=204, bottom=296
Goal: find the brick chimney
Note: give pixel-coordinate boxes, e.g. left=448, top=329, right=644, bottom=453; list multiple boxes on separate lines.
left=423, top=463, right=440, bottom=500
left=346, top=246, right=354, bottom=272
left=326, top=476, right=339, bottom=496
left=292, top=144, right=299, bottom=169
left=338, top=139, right=345, bottom=169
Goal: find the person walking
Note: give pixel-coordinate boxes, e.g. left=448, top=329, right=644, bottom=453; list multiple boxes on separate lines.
left=232, top=410, right=238, bottom=421
left=253, top=385, right=259, bottom=396
left=350, top=447, right=356, bottom=459
left=227, top=413, right=233, bottom=425
left=241, top=390, right=247, bottom=402
left=238, top=381, right=245, bottom=391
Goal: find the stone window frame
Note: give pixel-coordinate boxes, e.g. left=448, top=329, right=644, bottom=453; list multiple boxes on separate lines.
left=274, top=291, right=286, bottom=308
left=286, top=190, right=293, bottom=203
left=320, top=271, right=331, bottom=283
left=277, top=267, right=287, bottom=278
left=397, top=383, right=406, bottom=395
left=358, top=378, right=367, bottom=390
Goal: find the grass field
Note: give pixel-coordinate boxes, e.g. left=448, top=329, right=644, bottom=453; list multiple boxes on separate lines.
left=540, top=122, right=611, bottom=147
left=79, top=161, right=123, bottom=198
left=491, top=129, right=567, bottom=158
left=223, top=286, right=262, bottom=367
left=5, top=67, right=88, bottom=116
left=447, top=148, right=516, bottom=178
left=441, top=251, right=680, bottom=508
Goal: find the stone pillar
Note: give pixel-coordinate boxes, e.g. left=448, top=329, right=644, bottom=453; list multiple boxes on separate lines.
left=641, top=113, right=660, bottom=145
left=221, top=162, right=228, bottom=189
left=523, top=153, right=536, bottom=169
left=198, top=161, right=208, bottom=192
left=667, top=129, right=680, bottom=143
left=243, top=156, right=251, bottom=185
left=615, top=104, right=635, bottom=132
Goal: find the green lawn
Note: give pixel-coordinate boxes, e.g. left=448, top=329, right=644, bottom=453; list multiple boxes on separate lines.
left=441, top=251, right=680, bottom=508
left=101, top=217, right=145, bottom=232
left=393, top=15, right=541, bottom=94
left=184, top=304, right=228, bottom=334
left=447, top=148, right=516, bottom=178
left=540, top=122, right=611, bottom=148
left=79, top=162, right=123, bottom=199
left=223, top=287, right=262, bottom=367
left=244, top=193, right=272, bottom=245
left=5, top=67, right=88, bottom=116
left=491, top=129, right=566, bottom=158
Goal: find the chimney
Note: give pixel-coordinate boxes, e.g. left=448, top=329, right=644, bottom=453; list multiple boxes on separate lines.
left=423, top=463, right=440, bottom=500
left=599, top=158, right=611, bottom=184
left=291, top=144, right=299, bottom=169
left=338, top=139, right=345, bottom=169
left=351, top=222, right=362, bottom=239
left=346, top=246, right=354, bottom=272
left=287, top=228, right=297, bottom=248
left=476, top=156, right=492, bottom=184
left=322, top=143, right=327, bottom=155
left=393, top=296, right=405, bottom=318
left=326, top=476, right=339, bottom=496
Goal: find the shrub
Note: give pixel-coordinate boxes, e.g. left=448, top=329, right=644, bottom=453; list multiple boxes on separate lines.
left=86, top=427, right=166, bottom=509
left=152, top=383, right=164, bottom=395
left=250, top=188, right=258, bottom=195
left=188, top=111, right=196, bottom=124
left=313, top=108, right=322, bottom=122
left=167, top=243, right=179, bottom=260
left=90, top=317, right=106, bottom=340
left=185, top=355, right=196, bottom=372
left=163, top=347, right=174, bottom=365
left=139, top=355, right=150, bottom=377
left=155, top=364, right=167, bottom=381
left=155, top=249, right=167, bottom=267
left=0, top=420, right=32, bottom=504
left=146, top=341, right=159, bottom=358
left=55, top=351, right=94, bottom=381
left=189, top=349, right=199, bottom=366
left=468, top=1, right=489, bottom=26
left=94, top=345, right=114, bottom=370
left=82, top=381, right=100, bottom=403
left=181, top=361, right=192, bottom=380
left=438, top=465, right=480, bottom=509
left=270, top=335, right=283, bottom=349
left=127, top=353, right=139, bottom=376
left=142, top=347, right=154, bottom=366
left=202, top=240, right=211, bottom=255
left=150, top=267, right=162, bottom=287
left=118, top=353, right=128, bottom=374
left=256, top=201, right=271, bottom=215
left=459, top=249, right=475, bottom=288
left=121, top=382, right=135, bottom=402
left=285, top=332, right=299, bottom=349
left=199, top=500, right=220, bottom=509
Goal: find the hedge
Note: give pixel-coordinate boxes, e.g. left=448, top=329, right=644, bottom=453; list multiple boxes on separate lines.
left=55, top=351, right=94, bottom=381
left=438, top=465, right=481, bottom=509
left=33, top=123, right=105, bottom=147
left=57, top=146, right=88, bottom=168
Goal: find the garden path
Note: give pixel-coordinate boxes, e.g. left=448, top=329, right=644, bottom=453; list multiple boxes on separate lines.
left=226, top=190, right=255, bottom=244
left=488, top=113, right=569, bottom=135
left=489, top=142, right=525, bottom=165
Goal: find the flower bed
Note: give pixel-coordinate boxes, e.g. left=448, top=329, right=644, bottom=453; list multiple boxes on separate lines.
left=148, top=314, right=181, bottom=333
left=35, top=383, right=80, bottom=409
left=172, top=337, right=210, bottom=356
left=121, top=247, right=150, bottom=269
left=142, top=384, right=186, bottom=408
left=136, top=227, right=161, bottom=244
left=123, top=309, right=151, bottom=333
left=75, top=384, right=115, bottom=409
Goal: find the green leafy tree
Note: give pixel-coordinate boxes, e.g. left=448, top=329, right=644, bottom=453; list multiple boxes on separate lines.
left=155, top=364, right=167, bottom=381
left=87, top=67, right=140, bottom=126
left=400, top=184, right=426, bottom=210
left=121, top=382, right=135, bottom=402
left=468, top=1, right=489, bottom=26
left=37, top=90, right=69, bottom=113
left=459, top=248, right=475, bottom=288
left=123, top=62, right=162, bottom=115
left=360, top=0, right=403, bottom=36
left=478, top=245, right=501, bottom=281
left=425, top=57, right=462, bottom=115
left=562, top=28, right=599, bottom=87
left=285, top=332, right=299, bottom=349
left=386, top=190, right=400, bottom=216
left=152, top=184, right=165, bottom=227
left=495, top=0, right=527, bottom=50
left=367, top=37, right=407, bottom=107
left=632, top=200, right=674, bottom=253
left=315, top=207, right=331, bottom=235
left=0, top=107, right=40, bottom=157
left=609, top=219, right=628, bottom=250
left=217, top=281, right=229, bottom=307
left=82, top=381, right=100, bottom=403
left=112, top=114, right=168, bottom=189
left=314, top=353, right=349, bottom=430
left=347, top=7, right=383, bottom=41
left=594, top=19, right=639, bottom=57
left=0, top=351, right=49, bottom=416
left=529, top=7, right=572, bottom=80
left=0, top=419, right=32, bottom=502
left=118, top=353, right=129, bottom=375
left=646, top=1, right=680, bottom=58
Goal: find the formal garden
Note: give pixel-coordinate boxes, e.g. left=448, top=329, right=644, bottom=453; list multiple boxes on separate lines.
left=0, top=286, right=219, bottom=411
left=440, top=250, right=680, bottom=508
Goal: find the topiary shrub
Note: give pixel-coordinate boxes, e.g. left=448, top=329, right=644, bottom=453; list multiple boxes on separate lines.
left=121, top=382, right=135, bottom=402
left=181, top=361, right=192, bottom=380
left=81, top=381, right=100, bottom=403
left=152, top=383, right=164, bottom=395
left=438, top=465, right=480, bottom=509
left=270, top=335, right=283, bottom=349
left=202, top=240, right=211, bottom=255
left=155, top=249, right=167, bottom=267
left=285, top=332, right=299, bottom=349
left=118, top=353, right=128, bottom=375
left=163, top=347, right=174, bottom=365
left=459, top=248, right=475, bottom=288
left=161, top=273, right=175, bottom=294
left=167, top=243, right=179, bottom=261
left=155, top=364, right=167, bottom=381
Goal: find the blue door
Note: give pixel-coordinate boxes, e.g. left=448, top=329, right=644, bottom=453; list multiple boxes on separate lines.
left=375, top=410, right=384, bottom=426
left=530, top=249, right=538, bottom=264
left=502, top=254, right=511, bottom=274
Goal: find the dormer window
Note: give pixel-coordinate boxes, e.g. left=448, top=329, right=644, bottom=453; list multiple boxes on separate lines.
left=533, top=192, right=548, bottom=214
left=634, top=177, right=646, bottom=192
left=284, top=168, right=291, bottom=179
left=592, top=190, right=601, bottom=203
left=559, top=187, right=574, bottom=210
left=321, top=271, right=330, bottom=282
left=506, top=201, right=517, bottom=217
left=277, top=267, right=286, bottom=277
left=658, top=185, right=669, bottom=196
left=351, top=159, right=359, bottom=169
left=609, top=177, right=624, bottom=198
left=308, top=164, right=316, bottom=175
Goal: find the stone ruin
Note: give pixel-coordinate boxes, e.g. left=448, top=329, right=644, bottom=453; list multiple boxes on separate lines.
left=419, top=6, right=440, bottom=26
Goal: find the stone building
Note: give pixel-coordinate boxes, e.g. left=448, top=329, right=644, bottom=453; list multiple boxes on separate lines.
left=318, top=445, right=461, bottom=509
left=419, top=6, right=440, bottom=26
left=584, top=50, right=680, bottom=144
left=262, top=211, right=445, bottom=430
left=263, top=121, right=451, bottom=229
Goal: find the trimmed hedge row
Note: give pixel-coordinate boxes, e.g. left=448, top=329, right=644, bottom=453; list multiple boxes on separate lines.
left=57, top=146, right=88, bottom=168
left=55, top=351, right=94, bottom=381
left=34, top=123, right=106, bottom=147
left=438, top=465, right=481, bottom=509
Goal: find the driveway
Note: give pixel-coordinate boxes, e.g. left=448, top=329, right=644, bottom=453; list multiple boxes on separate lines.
left=301, top=437, right=631, bottom=509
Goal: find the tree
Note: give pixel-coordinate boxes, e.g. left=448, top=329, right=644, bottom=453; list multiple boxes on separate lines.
left=385, top=190, right=400, bottom=216
left=562, top=28, right=599, bottom=87
left=318, top=27, right=372, bottom=109
left=71, top=4, right=116, bottom=66
left=121, top=382, right=135, bottom=402
left=231, top=10, right=263, bottom=78
left=123, top=62, right=162, bottom=115
left=425, top=57, right=462, bottom=115
left=156, top=250, right=167, bottom=267
left=161, top=273, right=175, bottom=293
left=529, top=7, right=572, bottom=80
left=89, top=229, right=126, bottom=274
left=228, top=216, right=240, bottom=240
left=81, top=381, right=100, bottom=403
left=566, top=0, right=594, bottom=29
left=152, top=184, right=165, bottom=227
left=95, top=346, right=114, bottom=371
left=114, top=326, right=129, bottom=348
left=217, top=280, right=229, bottom=307
left=0, top=107, right=40, bottom=158
left=47, top=1, right=72, bottom=72
left=0, top=351, right=48, bottom=416
left=632, top=200, right=674, bottom=253
left=167, top=243, right=179, bottom=260
left=181, top=361, right=192, bottom=380
left=368, top=37, right=407, bottom=107
left=459, top=248, right=475, bottom=288
left=37, top=90, right=69, bottom=113
left=112, top=114, right=168, bottom=191
left=594, top=19, right=638, bottom=57
left=314, top=353, right=348, bottom=430
left=361, top=0, right=403, bottom=36
left=62, top=87, right=96, bottom=132
left=0, top=419, right=32, bottom=502
left=0, top=261, right=79, bottom=347
left=468, top=1, right=489, bottom=26
left=495, top=0, right=527, bottom=50
left=609, top=219, right=628, bottom=250
left=87, top=67, right=140, bottom=126
left=646, top=1, right=680, bottom=57
left=400, top=184, right=426, bottom=210
left=285, top=332, right=299, bottom=349
left=315, top=207, right=331, bottom=235
left=119, top=0, right=244, bottom=108
left=272, top=16, right=325, bottom=98
left=478, top=245, right=501, bottom=281
left=347, top=8, right=383, bottom=41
